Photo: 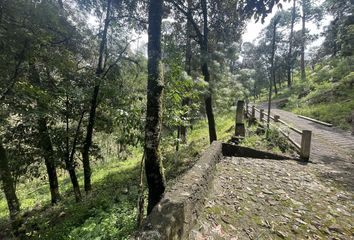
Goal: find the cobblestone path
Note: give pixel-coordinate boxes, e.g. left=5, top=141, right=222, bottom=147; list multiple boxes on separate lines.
left=190, top=157, right=353, bottom=239
left=258, top=105, right=354, bottom=190
left=190, top=107, right=354, bottom=239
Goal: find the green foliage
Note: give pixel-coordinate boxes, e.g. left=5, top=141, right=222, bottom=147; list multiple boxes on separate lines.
left=240, top=126, right=296, bottom=155
left=274, top=56, right=354, bottom=130
left=67, top=202, right=136, bottom=240
left=161, top=21, right=206, bottom=131
left=0, top=149, right=141, bottom=239
left=0, top=112, right=236, bottom=239
left=162, top=113, right=235, bottom=181
left=1, top=0, right=351, bottom=238
left=293, top=101, right=354, bottom=130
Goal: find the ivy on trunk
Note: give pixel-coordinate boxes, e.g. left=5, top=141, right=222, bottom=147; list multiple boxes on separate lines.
left=144, top=0, right=166, bottom=214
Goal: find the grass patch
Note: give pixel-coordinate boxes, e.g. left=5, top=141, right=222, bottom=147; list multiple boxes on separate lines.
left=0, top=155, right=141, bottom=240
left=290, top=100, right=354, bottom=130
left=240, top=125, right=297, bottom=156
left=253, top=57, right=354, bottom=131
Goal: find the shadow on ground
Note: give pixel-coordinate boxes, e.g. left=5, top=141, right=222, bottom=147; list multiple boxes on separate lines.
left=313, top=154, right=354, bottom=193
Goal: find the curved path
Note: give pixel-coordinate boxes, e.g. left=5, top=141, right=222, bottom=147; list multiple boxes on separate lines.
left=258, top=103, right=354, bottom=190
left=190, top=106, right=354, bottom=239
left=191, top=157, right=353, bottom=239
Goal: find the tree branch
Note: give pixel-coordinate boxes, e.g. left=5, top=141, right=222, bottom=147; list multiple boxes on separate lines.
left=69, top=110, right=85, bottom=163
left=0, top=40, right=28, bottom=102
left=167, top=0, right=204, bottom=44
left=101, top=40, right=134, bottom=79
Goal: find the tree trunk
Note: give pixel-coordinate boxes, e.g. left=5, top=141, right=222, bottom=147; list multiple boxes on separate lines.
left=301, top=0, right=306, bottom=81
left=29, top=62, right=61, bottom=204
left=180, top=0, right=193, bottom=144
left=38, top=118, right=61, bottom=204
left=65, top=96, right=82, bottom=202
left=266, top=17, right=278, bottom=137
left=273, top=74, right=278, bottom=95
left=137, top=152, right=145, bottom=227
left=201, top=0, right=217, bottom=143
left=66, top=165, right=81, bottom=201
left=58, top=0, right=63, bottom=9
left=0, top=140, right=20, bottom=220
left=145, top=0, right=166, bottom=215
left=271, top=18, right=278, bottom=96
left=287, top=0, right=296, bottom=88
left=82, top=0, right=112, bottom=193
left=176, top=127, right=180, bottom=152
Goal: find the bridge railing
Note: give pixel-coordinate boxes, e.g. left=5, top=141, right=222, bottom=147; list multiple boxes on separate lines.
left=242, top=102, right=312, bottom=161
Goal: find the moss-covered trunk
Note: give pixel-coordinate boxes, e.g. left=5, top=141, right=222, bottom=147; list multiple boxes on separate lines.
left=145, top=0, right=166, bottom=214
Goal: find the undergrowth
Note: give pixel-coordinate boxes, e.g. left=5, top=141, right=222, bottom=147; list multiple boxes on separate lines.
left=0, top=113, right=236, bottom=240
left=240, top=125, right=297, bottom=156
left=256, top=56, right=354, bottom=131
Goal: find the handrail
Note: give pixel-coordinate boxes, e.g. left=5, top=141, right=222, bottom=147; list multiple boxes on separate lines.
left=279, top=129, right=301, bottom=151
left=244, top=104, right=312, bottom=160
left=248, top=106, right=301, bottom=135
left=298, top=115, right=333, bottom=127
left=278, top=119, right=302, bottom=135
left=263, top=121, right=301, bottom=152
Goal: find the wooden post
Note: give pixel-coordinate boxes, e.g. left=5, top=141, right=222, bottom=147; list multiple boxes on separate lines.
left=251, top=106, right=256, bottom=119
left=260, top=109, right=264, bottom=122
left=300, top=130, right=312, bottom=161
left=235, top=100, right=245, bottom=137
left=274, top=115, right=280, bottom=122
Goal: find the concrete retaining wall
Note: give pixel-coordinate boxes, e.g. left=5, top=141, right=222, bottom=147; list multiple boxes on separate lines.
left=135, top=141, right=223, bottom=240
left=135, top=142, right=291, bottom=239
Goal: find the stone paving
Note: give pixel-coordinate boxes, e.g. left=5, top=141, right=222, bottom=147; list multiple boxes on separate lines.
left=190, top=107, right=354, bottom=239
left=257, top=105, right=354, bottom=191
left=190, top=157, right=354, bottom=240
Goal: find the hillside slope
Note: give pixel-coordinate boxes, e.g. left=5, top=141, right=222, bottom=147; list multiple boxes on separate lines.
left=273, top=57, right=354, bottom=131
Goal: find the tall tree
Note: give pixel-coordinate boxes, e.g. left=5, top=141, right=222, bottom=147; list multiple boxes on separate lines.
left=271, top=16, right=281, bottom=95
left=179, top=0, right=193, bottom=144
left=287, top=0, right=296, bottom=87
left=171, top=0, right=218, bottom=143
left=300, top=0, right=306, bottom=81
left=169, top=0, right=240, bottom=143
left=29, top=62, right=61, bottom=204
left=144, top=0, right=166, bottom=214
left=200, top=0, right=217, bottom=143
left=82, top=0, right=113, bottom=193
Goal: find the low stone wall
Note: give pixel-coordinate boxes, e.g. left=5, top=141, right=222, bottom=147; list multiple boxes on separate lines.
left=135, top=142, right=292, bottom=239
left=135, top=141, right=223, bottom=240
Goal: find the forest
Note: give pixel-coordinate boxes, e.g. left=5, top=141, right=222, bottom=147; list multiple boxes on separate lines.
left=0, top=0, right=353, bottom=239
